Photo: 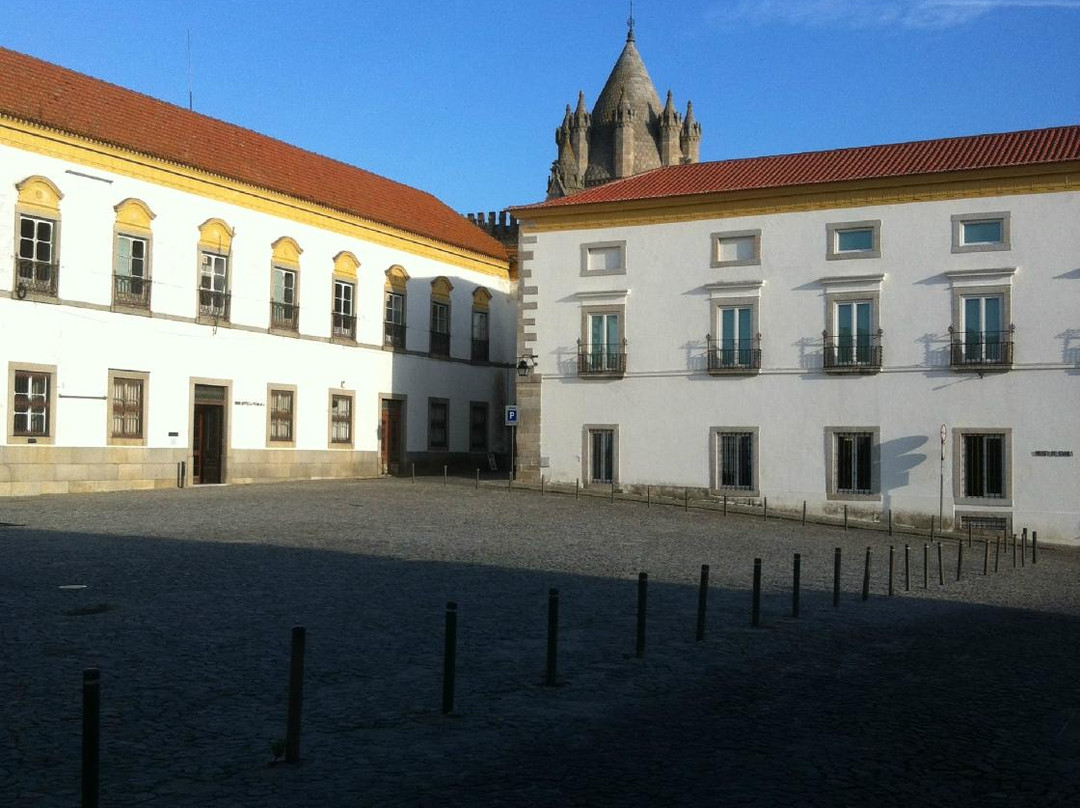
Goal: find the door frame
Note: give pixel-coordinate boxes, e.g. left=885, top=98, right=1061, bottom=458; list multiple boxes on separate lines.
left=188, top=377, right=232, bottom=486
left=377, top=392, right=407, bottom=476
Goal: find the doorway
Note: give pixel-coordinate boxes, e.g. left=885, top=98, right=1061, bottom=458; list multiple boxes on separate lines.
left=380, top=398, right=403, bottom=475
left=193, top=384, right=226, bottom=484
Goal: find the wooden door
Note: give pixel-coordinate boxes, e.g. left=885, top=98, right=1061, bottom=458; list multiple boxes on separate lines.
left=193, top=403, right=224, bottom=484
left=380, top=400, right=402, bottom=475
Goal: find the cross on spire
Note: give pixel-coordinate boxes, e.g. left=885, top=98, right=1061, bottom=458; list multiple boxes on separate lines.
left=627, top=1, right=635, bottom=41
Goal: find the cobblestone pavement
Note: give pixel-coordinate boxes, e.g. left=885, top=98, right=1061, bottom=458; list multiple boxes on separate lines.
left=1, top=477, right=1078, bottom=807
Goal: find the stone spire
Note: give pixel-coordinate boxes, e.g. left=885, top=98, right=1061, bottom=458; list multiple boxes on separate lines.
left=681, top=100, right=701, bottom=163
left=659, top=90, right=683, bottom=166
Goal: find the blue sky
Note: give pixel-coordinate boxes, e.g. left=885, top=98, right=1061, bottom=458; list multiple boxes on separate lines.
left=3, top=1, right=1077, bottom=212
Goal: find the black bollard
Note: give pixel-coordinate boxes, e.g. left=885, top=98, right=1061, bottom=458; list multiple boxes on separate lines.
left=723, top=494, right=728, bottom=516
left=968, top=522, right=972, bottom=548
left=1012, top=533, right=1017, bottom=568
left=889, top=509, right=893, bottom=537
left=541, top=475, right=545, bottom=496
left=442, top=603, right=457, bottom=714
left=636, top=573, right=648, bottom=658
left=285, top=626, right=306, bottom=764
left=904, top=544, right=910, bottom=592
left=957, top=541, right=963, bottom=581
left=509, top=472, right=512, bottom=491
left=937, top=542, right=944, bottom=586
left=861, top=547, right=871, bottom=601
left=1032, top=531, right=1038, bottom=565
left=792, top=554, right=801, bottom=618
left=82, top=668, right=100, bottom=808
left=575, top=478, right=579, bottom=499
left=1021, top=528, right=1027, bottom=568
left=832, top=548, right=841, bottom=607
left=412, top=462, right=416, bottom=483
left=983, top=538, right=990, bottom=575
left=751, top=558, right=762, bottom=627
left=647, top=485, right=650, bottom=508
left=888, top=545, right=894, bottom=596
left=923, top=543, right=929, bottom=589
left=443, top=465, right=447, bottom=486
left=545, top=589, right=559, bottom=686
left=763, top=497, right=768, bottom=521
left=611, top=480, right=615, bottom=503
left=685, top=487, right=689, bottom=512
left=475, top=468, right=479, bottom=489
left=802, top=500, right=807, bottom=527
left=696, top=565, right=709, bottom=641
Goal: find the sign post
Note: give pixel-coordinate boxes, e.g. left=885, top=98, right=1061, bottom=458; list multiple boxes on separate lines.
left=939, top=424, right=946, bottom=530
left=505, top=405, right=519, bottom=480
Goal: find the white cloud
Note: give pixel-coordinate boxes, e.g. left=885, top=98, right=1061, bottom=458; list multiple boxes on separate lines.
left=722, top=0, right=1080, bottom=29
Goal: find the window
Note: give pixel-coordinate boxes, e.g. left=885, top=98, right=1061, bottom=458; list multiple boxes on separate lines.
left=951, top=291, right=1012, bottom=367
left=579, top=309, right=625, bottom=375
left=708, top=303, right=759, bottom=371
left=428, top=398, right=449, bottom=451
left=110, top=375, right=145, bottom=441
left=330, top=392, right=353, bottom=446
left=825, top=427, right=880, bottom=500
left=469, top=402, right=488, bottom=452
left=711, top=229, right=761, bottom=268
left=955, top=429, right=1012, bottom=505
left=17, top=214, right=58, bottom=296
left=826, top=220, right=881, bottom=260
left=268, top=387, right=295, bottom=445
left=332, top=280, right=355, bottom=340
left=583, top=425, right=618, bottom=484
left=710, top=428, right=758, bottom=495
left=952, top=212, right=1010, bottom=253
left=821, top=282, right=883, bottom=372
left=471, top=309, right=489, bottom=362
left=580, top=241, right=626, bottom=276
left=384, top=292, right=405, bottom=348
left=430, top=301, right=450, bottom=357
left=271, top=267, right=298, bottom=331
left=12, top=370, right=51, bottom=437
left=199, top=252, right=229, bottom=320
left=114, top=235, right=149, bottom=307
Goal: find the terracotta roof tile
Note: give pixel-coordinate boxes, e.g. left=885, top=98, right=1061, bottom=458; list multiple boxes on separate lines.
left=519, top=125, right=1080, bottom=210
left=0, top=47, right=507, bottom=262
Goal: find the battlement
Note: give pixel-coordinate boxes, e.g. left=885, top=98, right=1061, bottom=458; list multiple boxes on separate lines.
left=466, top=210, right=519, bottom=246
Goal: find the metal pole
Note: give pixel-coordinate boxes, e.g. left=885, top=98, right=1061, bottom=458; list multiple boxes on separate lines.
left=930, top=516, right=935, bottom=543
left=1032, top=531, right=1038, bottom=565
left=475, top=468, right=479, bottom=489
left=751, top=559, right=762, bottom=627
left=575, top=478, right=579, bottom=499
left=792, top=554, right=801, bottom=618
left=285, top=626, right=306, bottom=764
left=82, top=668, right=100, bottom=808
left=635, top=572, right=648, bottom=659
left=802, top=500, right=806, bottom=526
left=888, top=545, right=894, bottom=596
left=545, top=589, right=559, bottom=686
left=611, top=480, right=615, bottom=503
left=861, top=547, right=871, bottom=601
left=1021, top=528, right=1027, bottom=568
left=443, top=465, right=447, bottom=486
left=889, top=508, right=893, bottom=536
left=763, top=496, right=768, bottom=522
left=723, top=494, right=727, bottom=516
left=923, top=543, right=929, bottom=589
left=957, top=541, right=963, bottom=581
left=1012, top=533, right=1017, bottom=568
left=832, top=547, right=841, bottom=607
left=904, top=544, right=910, bottom=592
left=541, top=475, right=544, bottom=496
left=684, top=487, right=689, bottom=512
left=995, top=533, right=1001, bottom=573
left=442, top=603, right=457, bottom=714
left=696, top=564, right=709, bottom=641
left=647, top=485, right=650, bottom=508
left=937, top=542, right=944, bottom=586
left=412, top=462, right=416, bottom=483
left=983, top=538, right=990, bottom=575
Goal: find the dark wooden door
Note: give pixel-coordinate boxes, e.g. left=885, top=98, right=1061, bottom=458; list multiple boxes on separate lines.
left=193, top=403, right=224, bottom=484
left=380, top=400, right=402, bottom=475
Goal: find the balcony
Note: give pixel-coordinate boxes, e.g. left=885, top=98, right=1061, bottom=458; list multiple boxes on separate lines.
left=577, top=340, right=627, bottom=377
left=384, top=321, right=406, bottom=350
left=706, top=334, right=761, bottom=375
left=198, top=289, right=230, bottom=321
left=270, top=301, right=299, bottom=332
left=823, top=330, right=883, bottom=373
left=113, top=274, right=150, bottom=309
left=429, top=330, right=450, bottom=358
left=949, top=326, right=1014, bottom=371
left=471, top=338, right=490, bottom=363
left=15, top=258, right=58, bottom=297
left=332, top=312, right=356, bottom=341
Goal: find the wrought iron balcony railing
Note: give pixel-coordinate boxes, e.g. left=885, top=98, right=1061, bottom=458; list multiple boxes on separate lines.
left=384, top=321, right=406, bottom=350
left=577, top=340, right=627, bottom=376
left=113, top=274, right=150, bottom=309
left=471, top=338, right=489, bottom=362
left=198, top=289, right=231, bottom=321
left=429, top=330, right=450, bottom=357
left=270, top=301, right=299, bottom=331
left=706, top=334, right=762, bottom=373
left=823, top=329, right=883, bottom=372
left=332, top=312, right=356, bottom=340
left=15, top=258, right=58, bottom=297
left=948, top=326, right=1014, bottom=369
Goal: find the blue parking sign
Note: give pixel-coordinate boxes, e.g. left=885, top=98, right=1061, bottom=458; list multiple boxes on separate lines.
left=505, top=405, right=518, bottom=426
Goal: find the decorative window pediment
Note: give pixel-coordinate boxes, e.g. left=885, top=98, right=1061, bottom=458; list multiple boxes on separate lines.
left=198, top=218, right=234, bottom=253
left=113, top=198, right=155, bottom=233
left=385, top=264, right=409, bottom=291
left=16, top=175, right=63, bottom=216
left=271, top=236, right=302, bottom=269
left=431, top=275, right=453, bottom=302
left=333, top=251, right=360, bottom=279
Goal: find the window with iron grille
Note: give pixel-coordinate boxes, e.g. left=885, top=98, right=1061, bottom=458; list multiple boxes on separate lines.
left=199, top=251, right=229, bottom=318
left=269, top=390, right=294, bottom=442
left=271, top=266, right=298, bottom=330
left=13, top=370, right=51, bottom=436
left=962, top=433, right=1005, bottom=498
left=385, top=291, right=406, bottom=348
left=836, top=432, right=873, bottom=495
left=331, top=394, right=352, bottom=444
left=16, top=214, right=58, bottom=294
left=113, top=234, right=149, bottom=306
left=717, top=431, right=754, bottom=491
left=428, top=398, right=449, bottom=450
left=111, top=377, right=144, bottom=439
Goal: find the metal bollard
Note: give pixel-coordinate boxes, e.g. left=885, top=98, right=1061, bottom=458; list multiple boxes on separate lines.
left=1032, top=531, right=1038, bottom=565
left=475, top=468, right=479, bottom=489
left=937, top=542, right=944, bottom=586
left=983, top=538, right=990, bottom=575
left=792, top=554, right=801, bottom=618
left=802, top=500, right=807, bottom=527
left=647, top=485, right=650, bottom=508
left=575, top=478, right=579, bottom=499
left=968, top=523, right=972, bottom=548
left=1012, top=533, right=1017, bottom=568
left=412, top=462, right=416, bottom=483
left=696, top=564, right=709, bottom=641
left=545, top=589, right=559, bottom=686
left=611, top=480, right=615, bottom=503
left=930, top=516, right=935, bottom=543
left=541, top=475, right=545, bottom=496
left=509, top=472, right=512, bottom=491
left=1021, top=528, right=1027, bottom=568
left=923, top=543, right=929, bottom=589
left=82, top=668, right=100, bottom=808
left=904, top=544, right=910, bottom=592
left=443, top=465, right=447, bottom=486
left=888, top=509, right=893, bottom=536
left=751, top=559, right=762, bottom=627
left=763, top=497, right=768, bottom=522
left=442, top=603, right=457, bottom=714
left=723, top=495, right=728, bottom=516
left=861, top=547, right=871, bottom=601
left=685, top=487, right=689, bottom=512
left=636, top=572, right=648, bottom=658
left=957, top=541, right=963, bottom=581
left=888, top=546, right=894, bottom=596
left=285, top=626, right=306, bottom=764
left=833, top=547, right=841, bottom=607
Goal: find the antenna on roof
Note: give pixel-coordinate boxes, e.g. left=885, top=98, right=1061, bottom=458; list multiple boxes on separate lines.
left=627, top=1, right=635, bottom=41
left=186, top=29, right=193, bottom=111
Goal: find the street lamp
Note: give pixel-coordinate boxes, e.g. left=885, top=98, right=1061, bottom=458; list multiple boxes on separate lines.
left=516, top=356, right=536, bottom=378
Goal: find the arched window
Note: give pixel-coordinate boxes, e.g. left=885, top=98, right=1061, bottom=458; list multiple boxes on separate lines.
left=14, top=175, right=63, bottom=298
left=429, top=276, right=453, bottom=357
left=196, top=218, right=234, bottom=322
left=331, top=251, right=360, bottom=341
left=471, top=286, right=492, bottom=362
left=112, top=198, right=155, bottom=309
left=269, top=236, right=302, bottom=332
left=383, top=265, right=410, bottom=350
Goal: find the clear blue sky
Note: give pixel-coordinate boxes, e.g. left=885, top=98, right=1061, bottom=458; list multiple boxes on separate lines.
left=4, top=1, right=1078, bottom=213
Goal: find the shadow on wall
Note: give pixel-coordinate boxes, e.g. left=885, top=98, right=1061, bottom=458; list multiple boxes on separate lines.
left=879, top=434, right=929, bottom=514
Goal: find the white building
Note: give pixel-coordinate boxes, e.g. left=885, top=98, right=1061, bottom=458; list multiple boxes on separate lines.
left=0, top=48, right=515, bottom=495
left=512, top=125, right=1080, bottom=544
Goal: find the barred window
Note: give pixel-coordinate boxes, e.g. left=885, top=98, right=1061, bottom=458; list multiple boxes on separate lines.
left=836, top=432, right=873, bottom=494
left=111, top=377, right=144, bottom=439
left=331, top=394, right=352, bottom=444
left=270, top=390, right=294, bottom=442
left=718, top=431, right=754, bottom=490
left=13, top=371, right=50, bottom=436
left=963, top=433, right=1005, bottom=498
left=428, top=399, right=448, bottom=450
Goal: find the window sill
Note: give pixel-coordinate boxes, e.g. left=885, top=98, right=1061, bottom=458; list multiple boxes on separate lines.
left=197, top=314, right=232, bottom=327
left=823, top=364, right=882, bottom=375
left=949, top=362, right=1012, bottom=373
left=108, top=437, right=147, bottom=447
left=269, top=326, right=301, bottom=338
left=707, top=366, right=760, bottom=377
left=578, top=370, right=625, bottom=380
left=10, top=289, right=58, bottom=303
left=111, top=302, right=152, bottom=317
left=954, top=496, right=1013, bottom=508
left=711, top=488, right=761, bottom=499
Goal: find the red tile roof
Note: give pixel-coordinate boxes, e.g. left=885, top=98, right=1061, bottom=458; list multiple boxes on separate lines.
left=519, top=125, right=1080, bottom=210
left=0, top=47, right=507, bottom=262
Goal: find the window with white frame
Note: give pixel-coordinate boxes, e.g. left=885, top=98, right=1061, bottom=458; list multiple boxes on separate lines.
left=114, top=234, right=148, bottom=306
left=711, top=229, right=761, bottom=267
left=330, top=393, right=353, bottom=445
left=581, top=309, right=624, bottom=373
left=199, top=251, right=229, bottom=319
left=827, top=220, right=881, bottom=260
left=581, top=241, right=626, bottom=276
left=332, top=279, right=355, bottom=339
left=271, top=266, right=298, bottom=330
left=269, top=389, right=295, bottom=443
left=13, top=370, right=51, bottom=437
left=954, top=291, right=1011, bottom=365
left=385, top=291, right=406, bottom=348
left=430, top=300, right=450, bottom=356
left=825, top=427, right=879, bottom=499
left=471, top=309, right=489, bottom=361
left=17, top=214, right=58, bottom=294
left=711, top=304, right=757, bottom=369
left=952, top=212, right=1010, bottom=253
left=711, top=428, right=757, bottom=494
left=111, top=376, right=144, bottom=440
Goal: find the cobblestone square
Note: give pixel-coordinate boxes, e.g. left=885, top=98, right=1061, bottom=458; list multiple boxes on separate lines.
left=2, top=478, right=1078, bottom=807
